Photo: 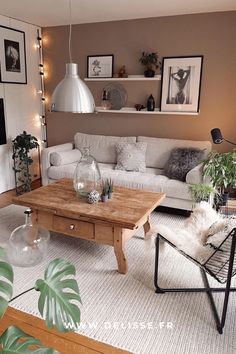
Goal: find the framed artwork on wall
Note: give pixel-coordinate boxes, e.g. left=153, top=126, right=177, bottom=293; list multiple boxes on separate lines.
left=0, top=25, right=27, bottom=84
left=160, top=56, right=203, bottom=113
left=0, top=98, right=7, bottom=145
left=87, top=54, right=114, bottom=78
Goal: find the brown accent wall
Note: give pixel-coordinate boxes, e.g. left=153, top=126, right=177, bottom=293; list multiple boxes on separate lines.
left=43, top=11, right=236, bottom=152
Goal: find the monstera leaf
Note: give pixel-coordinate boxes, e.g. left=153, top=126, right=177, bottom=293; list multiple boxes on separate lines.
left=0, top=247, right=13, bottom=319
left=35, top=258, right=81, bottom=332
left=0, top=325, right=57, bottom=353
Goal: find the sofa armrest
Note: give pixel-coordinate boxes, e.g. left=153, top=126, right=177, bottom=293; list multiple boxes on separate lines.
left=186, top=163, right=211, bottom=185
left=41, top=143, right=74, bottom=185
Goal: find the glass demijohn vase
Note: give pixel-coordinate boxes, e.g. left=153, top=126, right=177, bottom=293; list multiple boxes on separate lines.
left=73, top=147, right=101, bottom=197
left=9, top=209, right=50, bottom=267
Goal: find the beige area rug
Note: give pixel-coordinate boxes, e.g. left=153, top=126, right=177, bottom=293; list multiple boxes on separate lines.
left=0, top=205, right=236, bottom=354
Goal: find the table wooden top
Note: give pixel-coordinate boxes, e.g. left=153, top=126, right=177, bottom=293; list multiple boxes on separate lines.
left=12, top=178, right=165, bottom=229
left=1, top=308, right=129, bottom=354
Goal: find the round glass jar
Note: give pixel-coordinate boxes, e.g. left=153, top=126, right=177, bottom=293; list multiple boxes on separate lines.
left=73, top=147, right=101, bottom=197
left=9, top=209, right=50, bottom=267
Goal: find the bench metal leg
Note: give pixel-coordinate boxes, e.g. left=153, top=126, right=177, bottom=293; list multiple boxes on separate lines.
left=154, top=233, right=236, bottom=334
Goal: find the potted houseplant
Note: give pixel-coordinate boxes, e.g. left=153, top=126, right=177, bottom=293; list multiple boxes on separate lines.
left=101, top=180, right=109, bottom=202
left=106, top=179, right=114, bottom=199
left=139, top=51, right=161, bottom=77
left=0, top=247, right=81, bottom=352
left=189, top=184, right=216, bottom=207
left=203, top=150, right=236, bottom=207
left=12, top=131, right=39, bottom=195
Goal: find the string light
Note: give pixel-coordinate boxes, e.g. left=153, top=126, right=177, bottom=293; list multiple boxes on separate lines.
left=36, top=29, right=47, bottom=147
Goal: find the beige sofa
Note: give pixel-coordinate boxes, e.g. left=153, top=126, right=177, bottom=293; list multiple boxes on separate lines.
left=41, top=132, right=211, bottom=210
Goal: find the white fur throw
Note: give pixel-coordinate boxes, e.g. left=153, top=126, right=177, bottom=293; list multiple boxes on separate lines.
left=156, top=202, right=226, bottom=264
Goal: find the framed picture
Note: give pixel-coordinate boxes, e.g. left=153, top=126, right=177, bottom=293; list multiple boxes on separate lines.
left=0, top=99, right=7, bottom=145
left=87, top=55, right=114, bottom=78
left=160, top=56, right=203, bottom=113
left=0, top=25, right=27, bottom=84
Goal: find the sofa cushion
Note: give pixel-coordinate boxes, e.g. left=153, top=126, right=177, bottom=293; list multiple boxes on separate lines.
left=115, top=142, right=147, bottom=172
left=74, top=132, right=136, bottom=164
left=47, top=162, right=191, bottom=201
left=50, top=149, right=81, bottom=166
left=163, top=148, right=204, bottom=182
left=137, top=136, right=211, bottom=169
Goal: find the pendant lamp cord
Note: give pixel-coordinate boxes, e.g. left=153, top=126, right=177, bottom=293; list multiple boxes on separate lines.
left=69, top=0, right=72, bottom=63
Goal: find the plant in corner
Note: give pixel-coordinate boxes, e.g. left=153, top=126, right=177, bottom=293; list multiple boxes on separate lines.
left=12, top=131, right=39, bottom=195
left=139, top=51, right=161, bottom=77
left=0, top=247, right=81, bottom=352
left=203, top=149, right=236, bottom=208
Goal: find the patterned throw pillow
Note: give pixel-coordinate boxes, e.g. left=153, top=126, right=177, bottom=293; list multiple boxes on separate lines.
left=115, top=142, right=147, bottom=172
left=164, top=148, right=204, bottom=182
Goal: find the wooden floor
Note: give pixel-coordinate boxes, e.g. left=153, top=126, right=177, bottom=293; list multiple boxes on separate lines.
left=0, top=181, right=130, bottom=354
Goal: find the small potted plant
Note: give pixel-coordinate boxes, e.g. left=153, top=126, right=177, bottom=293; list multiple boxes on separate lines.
left=107, top=178, right=114, bottom=199
left=101, top=179, right=109, bottom=202
left=139, top=51, right=161, bottom=77
left=189, top=184, right=217, bottom=207
left=203, top=150, right=236, bottom=208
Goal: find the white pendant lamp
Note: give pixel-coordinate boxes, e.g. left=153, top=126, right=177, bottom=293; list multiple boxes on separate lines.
left=51, top=0, right=95, bottom=113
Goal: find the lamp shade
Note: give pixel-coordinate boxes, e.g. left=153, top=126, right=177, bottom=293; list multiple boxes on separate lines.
left=211, top=128, right=223, bottom=144
left=51, top=63, right=95, bottom=113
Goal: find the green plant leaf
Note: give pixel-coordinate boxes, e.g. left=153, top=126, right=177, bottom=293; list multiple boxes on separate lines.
left=0, top=247, right=13, bottom=319
left=35, top=258, right=81, bottom=332
left=0, top=325, right=57, bottom=353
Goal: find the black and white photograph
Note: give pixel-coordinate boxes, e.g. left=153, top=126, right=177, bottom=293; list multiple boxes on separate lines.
left=0, top=99, right=7, bottom=145
left=0, top=26, right=27, bottom=84
left=160, top=56, right=203, bottom=113
left=4, top=39, right=21, bottom=72
left=87, top=55, right=114, bottom=78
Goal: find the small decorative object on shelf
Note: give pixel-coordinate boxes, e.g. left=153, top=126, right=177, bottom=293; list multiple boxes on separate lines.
left=135, top=104, right=145, bottom=111
left=118, top=65, right=128, bottom=78
left=147, top=94, right=155, bottom=111
left=139, top=51, right=161, bottom=77
left=100, top=89, right=112, bottom=110
left=9, top=209, right=50, bottom=267
left=87, top=190, right=100, bottom=204
left=73, top=147, right=101, bottom=198
left=12, top=130, right=40, bottom=195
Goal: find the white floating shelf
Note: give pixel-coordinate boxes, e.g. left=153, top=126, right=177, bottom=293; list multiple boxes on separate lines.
left=85, top=75, right=161, bottom=82
left=95, top=107, right=199, bottom=115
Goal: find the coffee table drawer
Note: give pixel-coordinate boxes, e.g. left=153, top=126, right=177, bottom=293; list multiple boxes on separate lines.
left=53, top=215, right=94, bottom=239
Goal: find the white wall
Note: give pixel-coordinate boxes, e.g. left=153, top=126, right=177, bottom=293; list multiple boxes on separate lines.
left=0, top=15, right=43, bottom=193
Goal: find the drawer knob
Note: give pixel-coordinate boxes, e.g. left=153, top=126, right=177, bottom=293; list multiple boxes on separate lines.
left=69, top=224, right=75, bottom=230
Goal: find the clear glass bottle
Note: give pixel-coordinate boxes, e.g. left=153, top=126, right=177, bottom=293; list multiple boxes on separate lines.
left=9, top=209, right=50, bottom=267
left=73, top=147, right=101, bottom=197
left=100, top=90, right=112, bottom=110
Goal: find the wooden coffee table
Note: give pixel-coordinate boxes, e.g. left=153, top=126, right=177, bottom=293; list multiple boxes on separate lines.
left=12, top=178, right=165, bottom=274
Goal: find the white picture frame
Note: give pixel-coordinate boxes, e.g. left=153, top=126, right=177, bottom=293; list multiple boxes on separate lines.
left=160, top=56, right=203, bottom=113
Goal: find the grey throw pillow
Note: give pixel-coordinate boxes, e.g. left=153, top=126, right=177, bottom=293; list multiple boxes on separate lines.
left=164, top=148, right=204, bottom=182
left=115, top=142, right=147, bottom=172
